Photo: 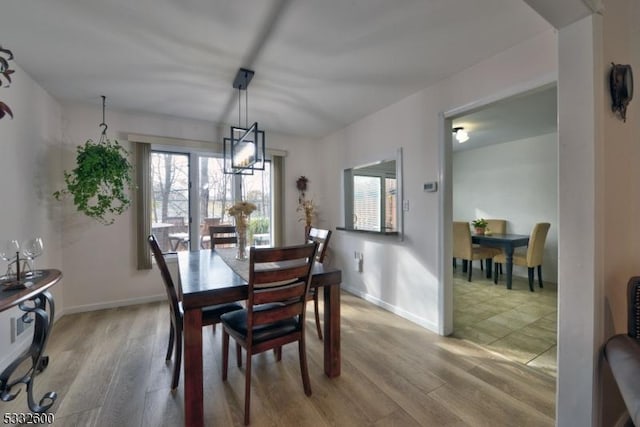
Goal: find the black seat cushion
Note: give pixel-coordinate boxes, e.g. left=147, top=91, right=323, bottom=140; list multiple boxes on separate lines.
left=202, top=302, right=243, bottom=322
left=221, top=303, right=300, bottom=344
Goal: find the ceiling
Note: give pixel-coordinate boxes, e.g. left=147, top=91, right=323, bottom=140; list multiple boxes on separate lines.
left=452, top=84, right=557, bottom=152
left=1, top=1, right=552, bottom=139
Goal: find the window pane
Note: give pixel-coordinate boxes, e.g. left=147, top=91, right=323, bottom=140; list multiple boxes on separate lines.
left=385, top=177, right=397, bottom=231
left=241, top=161, right=272, bottom=247
left=354, top=175, right=381, bottom=231
left=198, top=155, right=234, bottom=248
left=151, top=152, right=190, bottom=252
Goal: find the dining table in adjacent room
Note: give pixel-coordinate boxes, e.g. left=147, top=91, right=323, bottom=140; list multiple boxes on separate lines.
left=177, top=248, right=342, bottom=427
left=471, top=233, right=530, bottom=289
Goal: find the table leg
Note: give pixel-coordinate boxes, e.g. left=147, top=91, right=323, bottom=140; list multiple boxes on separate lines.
left=485, top=258, right=492, bottom=279
left=323, top=285, right=341, bottom=378
left=506, top=247, right=515, bottom=290
left=183, top=309, right=203, bottom=427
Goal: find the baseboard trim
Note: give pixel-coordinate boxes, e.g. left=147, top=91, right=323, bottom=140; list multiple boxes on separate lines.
left=64, top=294, right=165, bottom=315
left=342, top=285, right=438, bottom=333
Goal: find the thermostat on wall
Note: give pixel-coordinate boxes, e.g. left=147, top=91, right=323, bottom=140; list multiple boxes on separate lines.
left=424, top=181, right=438, bottom=192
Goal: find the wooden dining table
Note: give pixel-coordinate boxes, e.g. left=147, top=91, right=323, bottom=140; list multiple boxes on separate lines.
left=471, top=233, right=529, bottom=289
left=177, top=248, right=342, bottom=427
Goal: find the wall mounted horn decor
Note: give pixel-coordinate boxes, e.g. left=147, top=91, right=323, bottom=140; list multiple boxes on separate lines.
left=610, top=63, right=633, bottom=122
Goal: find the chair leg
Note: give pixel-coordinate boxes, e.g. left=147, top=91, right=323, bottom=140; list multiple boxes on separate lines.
left=527, top=267, right=534, bottom=292
left=453, top=257, right=456, bottom=270
left=236, top=342, right=242, bottom=368
left=222, top=331, right=229, bottom=381
left=244, top=351, right=252, bottom=425
left=480, top=260, right=484, bottom=271
left=298, top=338, right=312, bottom=396
left=494, top=263, right=499, bottom=285
left=467, top=260, right=472, bottom=282
left=313, top=292, right=323, bottom=340
left=275, top=346, right=282, bottom=361
left=166, top=320, right=175, bottom=361
left=172, top=327, right=182, bottom=390
left=537, top=265, right=544, bottom=288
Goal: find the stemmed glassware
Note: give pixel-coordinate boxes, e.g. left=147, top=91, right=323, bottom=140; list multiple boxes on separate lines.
left=0, top=240, right=21, bottom=277
left=22, top=237, right=43, bottom=277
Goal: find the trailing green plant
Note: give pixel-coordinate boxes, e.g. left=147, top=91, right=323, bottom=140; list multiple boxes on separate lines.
left=53, top=138, right=134, bottom=225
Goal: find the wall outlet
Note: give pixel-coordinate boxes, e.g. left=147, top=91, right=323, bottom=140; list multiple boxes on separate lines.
left=10, top=314, right=33, bottom=343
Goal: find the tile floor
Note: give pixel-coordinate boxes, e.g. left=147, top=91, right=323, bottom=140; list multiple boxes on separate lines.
left=453, top=264, right=557, bottom=377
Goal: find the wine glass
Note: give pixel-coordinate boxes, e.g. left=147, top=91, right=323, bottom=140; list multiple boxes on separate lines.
left=0, top=240, right=20, bottom=277
left=22, top=238, right=43, bottom=277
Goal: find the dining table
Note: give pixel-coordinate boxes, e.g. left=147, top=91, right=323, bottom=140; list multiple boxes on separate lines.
left=177, top=248, right=342, bottom=427
left=471, top=233, right=530, bottom=289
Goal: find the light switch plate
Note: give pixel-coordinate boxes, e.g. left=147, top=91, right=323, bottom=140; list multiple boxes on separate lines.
left=424, top=181, right=438, bottom=192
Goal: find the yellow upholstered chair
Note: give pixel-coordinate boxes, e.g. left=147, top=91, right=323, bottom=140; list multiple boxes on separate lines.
left=481, top=219, right=507, bottom=271
left=453, top=221, right=496, bottom=282
left=493, top=222, right=550, bottom=292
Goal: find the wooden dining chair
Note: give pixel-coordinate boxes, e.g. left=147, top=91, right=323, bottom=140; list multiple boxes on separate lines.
left=480, top=219, right=507, bottom=272
left=306, top=227, right=332, bottom=340
left=220, top=242, right=318, bottom=425
left=209, top=224, right=238, bottom=248
left=452, top=221, right=496, bottom=282
left=148, top=234, right=243, bottom=390
left=493, top=222, right=550, bottom=292
left=199, top=217, right=221, bottom=249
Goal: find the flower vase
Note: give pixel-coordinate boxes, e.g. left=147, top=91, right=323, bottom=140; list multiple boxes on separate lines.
left=236, top=228, right=248, bottom=260
left=304, top=224, right=312, bottom=242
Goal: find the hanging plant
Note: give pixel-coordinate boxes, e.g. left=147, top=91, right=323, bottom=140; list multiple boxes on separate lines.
left=0, top=45, right=16, bottom=119
left=53, top=96, right=134, bottom=225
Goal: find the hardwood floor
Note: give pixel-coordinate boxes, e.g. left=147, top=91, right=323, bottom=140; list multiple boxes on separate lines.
left=2, top=292, right=555, bottom=426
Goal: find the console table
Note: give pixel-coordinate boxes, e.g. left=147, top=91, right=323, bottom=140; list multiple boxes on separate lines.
left=0, top=269, right=62, bottom=413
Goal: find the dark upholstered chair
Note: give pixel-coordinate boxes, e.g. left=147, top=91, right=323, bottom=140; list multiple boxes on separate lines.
left=148, top=234, right=242, bottom=390
left=306, top=227, right=332, bottom=340
left=220, top=243, right=318, bottom=425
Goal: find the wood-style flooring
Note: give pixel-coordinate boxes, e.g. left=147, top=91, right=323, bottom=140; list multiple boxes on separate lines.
left=452, top=265, right=557, bottom=377
left=2, top=292, right=555, bottom=426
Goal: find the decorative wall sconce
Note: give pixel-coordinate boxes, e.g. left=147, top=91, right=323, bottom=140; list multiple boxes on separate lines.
left=453, top=127, right=469, bottom=143
left=610, top=63, right=633, bottom=122
left=0, top=45, right=15, bottom=120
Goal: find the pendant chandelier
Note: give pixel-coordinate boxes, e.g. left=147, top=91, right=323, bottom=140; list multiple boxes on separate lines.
left=223, top=68, right=266, bottom=175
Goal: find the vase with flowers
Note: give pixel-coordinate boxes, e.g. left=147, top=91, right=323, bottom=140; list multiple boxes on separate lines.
left=228, top=201, right=256, bottom=260
left=297, top=199, right=315, bottom=240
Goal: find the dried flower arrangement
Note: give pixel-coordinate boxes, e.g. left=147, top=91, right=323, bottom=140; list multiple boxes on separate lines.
left=228, top=201, right=257, bottom=230
left=297, top=199, right=315, bottom=227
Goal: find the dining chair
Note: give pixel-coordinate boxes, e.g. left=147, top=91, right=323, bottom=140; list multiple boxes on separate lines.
left=493, top=222, right=550, bottom=292
left=148, top=234, right=243, bottom=390
left=306, top=227, right=332, bottom=340
left=220, top=242, right=318, bottom=425
left=452, top=221, right=496, bottom=282
left=209, top=224, right=238, bottom=248
left=165, top=216, right=189, bottom=251
left=199, top=217, right=221, bottom=249
left=480, top=219, right=507, bottom=272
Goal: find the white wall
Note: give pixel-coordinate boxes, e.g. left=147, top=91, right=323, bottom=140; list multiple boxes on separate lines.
left=452, top=133, right=558, bottom=283
left=0, top=64, right=63, bottom=371
left=59, top=102, right=319, bottom=312
left=317, top=30, right=558, bottom=333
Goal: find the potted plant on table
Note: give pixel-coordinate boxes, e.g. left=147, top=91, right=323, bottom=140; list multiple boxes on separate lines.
left=471, top=218, right=488, bottom=235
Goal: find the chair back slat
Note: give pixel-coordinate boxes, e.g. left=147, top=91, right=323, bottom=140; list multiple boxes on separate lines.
left=247, top=243, right=318, bottom=334
left=254, top=281, right=306, bottom=304
left=148, top=234, right=180, bottom=316
left=526, top=222, right=550, bottom=266
left=253, top=302, right=305, bottom=325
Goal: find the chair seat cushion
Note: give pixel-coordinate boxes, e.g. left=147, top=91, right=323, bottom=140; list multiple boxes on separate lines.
left=221, top=303, right=300, bottom=343
left=202, top=302, right=244, bottom=322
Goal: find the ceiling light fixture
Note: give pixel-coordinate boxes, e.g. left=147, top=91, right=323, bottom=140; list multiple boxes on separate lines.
left=453, top=127, right=469, bottom=143
left=224, top=68, right=265, bottom=175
